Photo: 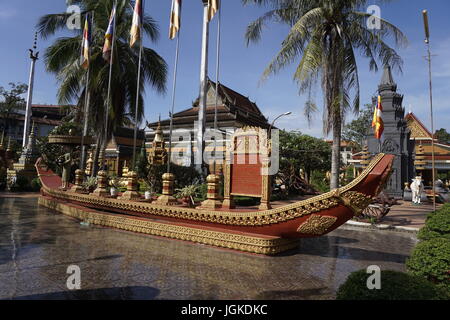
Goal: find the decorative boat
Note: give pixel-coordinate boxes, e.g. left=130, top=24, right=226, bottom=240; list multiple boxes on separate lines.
left=36, top=153, right=394, bottom=255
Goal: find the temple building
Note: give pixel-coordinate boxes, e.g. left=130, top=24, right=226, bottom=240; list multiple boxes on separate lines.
left=104, top=127, right=145, bottom=177
left=366, top=66, right=415, bottom=198
left=146, top=80, right=271, bottom=172
left=1, top=104, right=68, bottom=144
left=406, top=112, right=450, bottom=185
left=350, top=66, right=450, bottom=195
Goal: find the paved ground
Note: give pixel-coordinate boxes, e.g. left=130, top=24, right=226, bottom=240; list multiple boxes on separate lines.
left=381, top=201, right=438, bottom=229
left=0, top=197, right=418, bottom=300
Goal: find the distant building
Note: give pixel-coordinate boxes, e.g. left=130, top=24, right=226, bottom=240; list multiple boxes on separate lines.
left=104, top=127, right=146, bottom=177
left=1, top=104, right=68, bottom=144
left=146, top=80, right=271, bottom=172
left=324, top=140, right=355, bottom=166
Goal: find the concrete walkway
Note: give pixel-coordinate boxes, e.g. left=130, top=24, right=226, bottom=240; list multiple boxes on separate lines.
left=381, top=200, right=438, bottom=229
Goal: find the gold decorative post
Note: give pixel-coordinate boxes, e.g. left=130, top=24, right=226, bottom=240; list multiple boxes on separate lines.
left=259, top=155, right=272, bottom=211
left=198, top=174, right=222, bottom=209
left=92, top=170, right=108, bottom=197
left=119, top=171, right=140, bottom=200
left=221, top=155, right=235, bottom=209
left=85, top=152, right=94, bottom=176
left=70, top=169, right=85, bottom=193
left=156, top=173, right=178, bottom=206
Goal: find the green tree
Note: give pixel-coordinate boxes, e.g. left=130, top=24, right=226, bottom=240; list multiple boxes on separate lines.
left=435, top=128, right=450, bottom=145
left=243, top=0, right=407, bottom=189
left=0, top=82, right=28, bottom=136
left=278, top=130, right=331, bottom=193
left=135, top=142, right=149, bottom=179
left=342, top=103, right=373, bottom=150
left=37, top=0, right=168, bottom=173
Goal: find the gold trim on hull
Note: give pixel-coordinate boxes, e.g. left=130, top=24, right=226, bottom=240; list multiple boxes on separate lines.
left=38, top=197, right=299, bottom=255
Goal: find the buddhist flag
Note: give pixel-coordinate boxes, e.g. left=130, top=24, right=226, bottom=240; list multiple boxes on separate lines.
left=80, top=14, right=91, bottom=69
left=372, top=95, right=384, bottom=139
left=130, top=0, right=143, bottom=47
left=102, top=6, right=116, bottom=62
left=207, top=0, right=220, bottom=22
left=169, top=0, right=182, bottom=40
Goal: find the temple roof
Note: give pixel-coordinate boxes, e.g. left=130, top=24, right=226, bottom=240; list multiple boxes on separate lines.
left=148, top=80, right=269, bottom=129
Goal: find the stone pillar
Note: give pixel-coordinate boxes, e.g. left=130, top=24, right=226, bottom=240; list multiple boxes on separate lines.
left=119, top=171, right=140, bottom=200
left=92, top=170, right=108, bottom=197
left=156, top=173, right=178, bottom=206
left=198, top=174, right=222, bottom=209
left=70, top=169, right=85, bottom=193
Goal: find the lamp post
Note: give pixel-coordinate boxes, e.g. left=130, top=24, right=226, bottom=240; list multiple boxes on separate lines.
left=423, top=10, right=436, bottom=212
left=269, top=112, right=292, bottom=137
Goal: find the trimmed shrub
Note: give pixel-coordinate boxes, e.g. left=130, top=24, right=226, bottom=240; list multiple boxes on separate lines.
left=418, top=208, right=450, bottom=240
left=406, top=238, right=450, bottom=293
left=336, top=270, right=447, bottom=300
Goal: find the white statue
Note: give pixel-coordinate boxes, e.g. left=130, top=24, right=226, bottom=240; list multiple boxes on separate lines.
left=411, top=176, right=424, bottom=205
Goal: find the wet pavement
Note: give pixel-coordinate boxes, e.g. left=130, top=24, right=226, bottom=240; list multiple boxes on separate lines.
left=0, top=197, right=418, bottom=300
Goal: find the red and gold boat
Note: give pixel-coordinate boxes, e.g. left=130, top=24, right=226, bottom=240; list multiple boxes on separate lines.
left=37, top=153, right=394, bottom=255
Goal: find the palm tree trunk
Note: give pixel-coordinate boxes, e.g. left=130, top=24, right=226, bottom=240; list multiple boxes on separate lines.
left=330, top=118, right=341, bottom=190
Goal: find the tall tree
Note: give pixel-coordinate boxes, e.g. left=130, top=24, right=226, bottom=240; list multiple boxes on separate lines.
left=435, top=128, right=450, bottom=145
left=243, top=0, right=407, bottom=189
left=342, top=103, right=373, bottom=150
left=37, top=0, right=167, bottom=173
left=0, top=82, right=28, bottom=136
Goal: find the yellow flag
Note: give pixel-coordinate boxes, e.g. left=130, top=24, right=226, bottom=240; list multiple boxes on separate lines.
left=130, top=0, right=142, bottom=47
left=207, top=0, right=219, bottom=22
left=169, top=0, right=182, bottom=40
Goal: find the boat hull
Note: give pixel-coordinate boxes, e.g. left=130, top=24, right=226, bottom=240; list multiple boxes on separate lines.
left=36, top=154, right=394, bottom=254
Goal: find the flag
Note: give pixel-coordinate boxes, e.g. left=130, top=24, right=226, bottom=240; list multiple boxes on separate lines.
left=80, top=14, right=91, bottom=69
left=169, top=0, right=182, bottom=40
left=103, top=6, right=116, bottom=62
left=130, top=0, right=143, bottom=47
left=207, top=0, right=219, bottom=22
left=372, top=95, right=384, bottom=139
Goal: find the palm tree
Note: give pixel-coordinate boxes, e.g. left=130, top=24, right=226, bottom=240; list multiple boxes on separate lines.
left=243, top=0, right=407, bottom=189
left=37, top=0, right=167, bottom=174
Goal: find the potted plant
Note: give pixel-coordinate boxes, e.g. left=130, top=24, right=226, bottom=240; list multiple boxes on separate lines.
left=175, top=185, right=200, bottom=208
left=82, top=176, right=97, bottom=193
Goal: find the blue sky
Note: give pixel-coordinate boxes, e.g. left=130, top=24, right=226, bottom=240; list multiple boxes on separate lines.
left=0, top=0, right=449, bottom=138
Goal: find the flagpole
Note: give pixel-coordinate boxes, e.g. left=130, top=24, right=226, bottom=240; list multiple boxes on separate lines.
left=81, top=13, right=93, bottom=171
left=132, top=0, right=145, bottom=171
left=167, top=33, right=181, bottom=174
left=103, top=1, right=117, bottom=171
left=80, top=64, right=91, bottom=169
left=213, top=1, right=221, bottom=174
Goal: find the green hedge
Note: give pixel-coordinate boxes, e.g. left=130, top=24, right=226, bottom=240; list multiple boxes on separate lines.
left=418, top=209, right=450, bottom=240
left=406, top=238, right=450, bottom=293
left=336, top=270, right=447, bottom=300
